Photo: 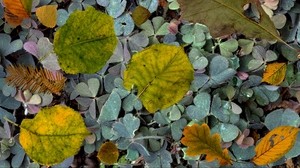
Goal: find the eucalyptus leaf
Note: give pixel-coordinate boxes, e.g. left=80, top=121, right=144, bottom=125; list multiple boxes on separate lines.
left=219, top=123, right=240, bottom=142
left=171, top=118, right=187, bottom=141
left=231, top=143, right=255, bottom=160
left=264, top=109, right=300, bottom=130
left=114, top=14, right=134, bottom=36
left=0, top=34, right=23, bottom=57
left=107, top=0, right=126, bottom=18
left=98, top=89, right=121, bottom=123
left=138, top=0, right=158, bottom=13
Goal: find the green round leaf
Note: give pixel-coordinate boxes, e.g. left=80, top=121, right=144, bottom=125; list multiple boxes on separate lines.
left=54, top=7, right=117, bottom=74
left=264, top=109, right=300, bottom=130
left=220, top=123, right=240, bottom=142
left=124, top=44, right=194, bottom=113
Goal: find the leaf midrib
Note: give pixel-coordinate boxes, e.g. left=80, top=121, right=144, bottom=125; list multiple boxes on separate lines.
left=67, top=35, right=114, bottom=47
left=185, top=0, right=280, bottom=42
left=254, top=129, right=298, bottom=160
left=23, top=128, right=90, bottom=137
left=137, top=50, right=181, bottom=98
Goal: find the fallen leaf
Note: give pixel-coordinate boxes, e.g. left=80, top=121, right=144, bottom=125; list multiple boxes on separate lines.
left=181, top=123, right=232, bottom=166
left=4, top=0, right=32, bottom=27
left=97, top=141, right=119, bottom=165
left=54, top=7, right=117, bottom=74
left=19, top=105, right=90, bottom=166
left=123, top=44, right=194, bottom=113
left=132, top=6, right=150, bottom=26
left=178, top=0, right=282, bottom=42
left=253, top=126, right=299, bottom=166
left=261, top=62, right=287, bottom=85
left=36, top=5, right=58, bottom=28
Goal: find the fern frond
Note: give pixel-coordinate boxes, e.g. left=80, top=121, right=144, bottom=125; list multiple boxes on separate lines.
left=5, top=65, right=66, bottom=95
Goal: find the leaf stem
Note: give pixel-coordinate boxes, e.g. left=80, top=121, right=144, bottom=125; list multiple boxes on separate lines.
left=4, top=116, right=19, bottom=127
left=132, top=136, right=165, bottom=141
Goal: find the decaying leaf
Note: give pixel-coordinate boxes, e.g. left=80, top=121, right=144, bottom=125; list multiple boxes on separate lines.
left=253, top=126, right=299, bottom=166
left=36, top=5, right=58, bottom=28
left=54, top=7, right=117, bottom=74
left=97, top=141, right=119, bottom=165
left=178, top=0, right=282, bottom=42
left=132, top=6, right=151, bottom=26
left=181, top=124, right=232, bottom=166
left=19, top=105, right=90, bottom=166
left=3, top=0, right=32, bottom=27
left=5, top=65, right=66, bottom=95
left=261, top=62, right=286, bottom=85
left=123, top=44, right=194, bottom=113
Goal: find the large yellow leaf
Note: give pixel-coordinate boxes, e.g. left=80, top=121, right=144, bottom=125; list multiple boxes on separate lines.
left=178, top=0, right=282, bottom=42
left=123, top=44, right=194, bottom=113
left=97, top=141, right=119, bottom=165
left=4, top=0, right=32, bottom=27
left=261, top=62, right=286, bottom=85
left=253, top=126, right=299, bottom=166
left=36, top=5, right=57, bottom=28
left=181, top=124, right=232, bottom=166
left=19, top=105, right=90, bottom=166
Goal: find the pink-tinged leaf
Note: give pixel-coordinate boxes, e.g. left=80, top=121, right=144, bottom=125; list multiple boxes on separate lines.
left=237, top=71, right=249, bottom=80
left=23, top=41, right=38, bottom=56
left=168, top=20, right=180, bottom=35
left=27, top=105, right=40, bottom=114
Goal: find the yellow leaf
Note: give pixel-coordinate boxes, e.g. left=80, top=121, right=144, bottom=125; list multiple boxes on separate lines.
left=262, top=62, right=287, bottom=85
left=253, top=126, right=299, bottom=166
left=19, top=105, right=90, bottom=166
left=97, top=141, right=119, bottom=165
left=123, top=44, right=194, bottom=113
left=4, top=0, right=32, bottom=27
left=181, top=124, right=232, bottom=166
left=36, top=5, right=58, bottom=28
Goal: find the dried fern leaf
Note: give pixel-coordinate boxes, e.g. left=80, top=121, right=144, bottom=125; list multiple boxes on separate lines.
left=5, top=65, right=66, bottom=95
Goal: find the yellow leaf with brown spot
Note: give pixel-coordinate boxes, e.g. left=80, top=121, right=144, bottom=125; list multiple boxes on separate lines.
left=36, top=5, right=58, bottom=28
left=19, top=105, right=90, bottom=166
left=97, top=141, right=119, bottom=165
left=181, top=124, right=232, bottom=166
left=4, top=0, right=32, bottom=27
left=253, top=126, right=299, bottom=166
left=262, top=62, right=287, bottom=85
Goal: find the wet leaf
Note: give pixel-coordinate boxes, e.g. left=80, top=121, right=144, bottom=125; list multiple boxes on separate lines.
left=253, top=126, right=299, bottom=166
left=19, top=105, right=90, bottom=166
left=97, top=141, right=119, bottom=165
left=178, top=0, right=282, bottom=42
left=123, top=44, right=194, bottom=113
left=54, top=7, right=117, bottom=74
left=262, top=62, right=287, bottom=85
left=36, top=5, right=58, bottom=28
left=4, top=0, right=32, bottom=27
left=181, top=124, right=232, bottom=165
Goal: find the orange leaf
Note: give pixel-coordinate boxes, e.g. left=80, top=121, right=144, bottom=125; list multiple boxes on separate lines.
left=181, top=124, right=232, bottom=166
left=36, top=5, right=58, bottom=28
left=253, top=126, right=299, bottom=166
left=4, top=0, right=32, bottom=27
left=261, top=62, right=287, bottom=85
left=97, top=141, right=119, bottom=165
